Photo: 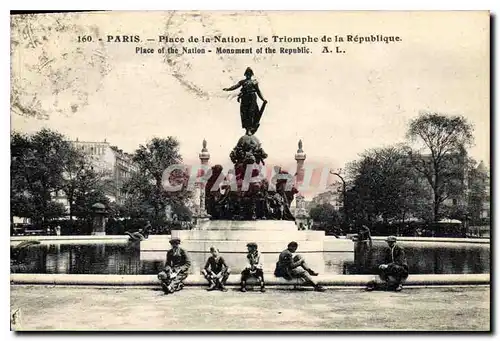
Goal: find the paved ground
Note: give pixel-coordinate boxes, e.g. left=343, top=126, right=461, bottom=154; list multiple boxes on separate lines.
left=10, top=285, right=490, bottom=331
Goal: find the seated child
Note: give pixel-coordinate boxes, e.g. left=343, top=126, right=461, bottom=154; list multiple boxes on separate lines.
left=240, top=242, right=265, bottom=292
left=157, top=238, right=191, bottom=294
left=202, top=246, right=231, bottom=292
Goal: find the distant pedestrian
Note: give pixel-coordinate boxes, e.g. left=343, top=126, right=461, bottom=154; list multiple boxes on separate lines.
left=55, top=225, right=61, bottom=236
left=366, top=236, right=409, bottom=292
left=274, top=241, right=325, bottom=292
left=357, top=225, right=373, bottom=247
left=142, top=221, right=151, bottom=239
left=240, top=242, right=265, bottom=292
left=202, top=246, right=231, bottom=292
left=355, top=224, right=373, bottom=272
left=158, top=238, right=191, bottom=294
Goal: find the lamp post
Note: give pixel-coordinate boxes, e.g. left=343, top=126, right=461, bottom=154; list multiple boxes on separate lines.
left=330, top=168, right=348, bottom=231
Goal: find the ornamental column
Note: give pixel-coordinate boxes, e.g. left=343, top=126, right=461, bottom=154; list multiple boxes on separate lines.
left=197, top=139, right=210, bottom=217
left=294, top=140, right=309, bottom=229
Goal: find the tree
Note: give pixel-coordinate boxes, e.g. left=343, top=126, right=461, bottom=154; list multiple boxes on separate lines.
left=11, top=129, right=73, bottom=226
left=72, top=188, right=110, bottom=228
left=11, top=128, right=113, bottom=229
left=120, top=174, right=154, bottom=219
left=345, top=145, right=428, bottom=225
left=60, top=148, right=111, bottom=221
left=407, top=112, right=474, bottom=222
left=59, top=147, right=86, bottom=221
left=70, top=169, right=112, bottom=220
left=11, top=132, right=32, bottom=223
left=309, top=203, right=342, bottom=233
left=123, top=137, right=192, bottom=227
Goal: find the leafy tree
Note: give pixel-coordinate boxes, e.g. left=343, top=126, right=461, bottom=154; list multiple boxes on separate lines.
left=122, top=137, right=192, bottom=227
left=345, top=145, right=428, bottom=225
left=407, top=112, right=474, bottom=222
left=11, top=128, right=113, bottom=230
left=119, top=177, right=153, bottom=219
left=309, top=203, right=342, bottom=232
left=11, top=133, right=32, bottom=223
left=60, top=149, right=112, bottom=221
left=71, top=173, right=111, bottom=220
left=11, top=129, right=72, bottom=226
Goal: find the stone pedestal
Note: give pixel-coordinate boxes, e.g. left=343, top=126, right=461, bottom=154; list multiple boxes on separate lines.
left=141, top=220, right=326, bottom=275
left=91, top=203, right=107, bottom=236
left=91, top=216, right=106, bottom=236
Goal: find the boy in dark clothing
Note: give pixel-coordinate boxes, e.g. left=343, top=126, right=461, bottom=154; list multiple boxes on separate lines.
left=157, top=238, right=191, bottom=294
left=240, top=242, right=265, bottom=292
left=275, top=241, right=326, bottom=292
left=366, top=236, right=409, bottom=292
left=202, top=246, right=231, bottom=292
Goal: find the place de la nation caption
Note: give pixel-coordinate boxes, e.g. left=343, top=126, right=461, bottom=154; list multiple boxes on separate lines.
left=80, top=34, right=401, bottom=55
left=79, top=34, right=348, bottom=55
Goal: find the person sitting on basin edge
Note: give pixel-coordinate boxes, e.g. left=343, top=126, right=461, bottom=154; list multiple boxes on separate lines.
left=274, top=241, right=326, bottom=292
left=366, top=235, right=409, bottom=292
left=240, top=242, right=265, bottom=292
left=202, top=246, right=231, bottom=292
left=158, top=238, right=191, bottom=294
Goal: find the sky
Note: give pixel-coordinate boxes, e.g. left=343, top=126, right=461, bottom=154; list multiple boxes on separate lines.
left=10, top=11, right=490, bottom=198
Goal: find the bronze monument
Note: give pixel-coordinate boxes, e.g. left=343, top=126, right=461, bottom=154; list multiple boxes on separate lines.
left=206, top=68, right=297, bottom=221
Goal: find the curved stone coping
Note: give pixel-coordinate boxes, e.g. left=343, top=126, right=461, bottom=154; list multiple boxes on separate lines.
left=10, top=273, right=489, bottom=286
left=370, top=236, right=490, bottom=244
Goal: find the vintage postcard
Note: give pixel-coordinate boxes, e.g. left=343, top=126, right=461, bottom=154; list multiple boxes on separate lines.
left=10, top=11, right=490, bottom=331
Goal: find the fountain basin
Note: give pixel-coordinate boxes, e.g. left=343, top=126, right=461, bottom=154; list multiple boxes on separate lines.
left=10, top=273, right=490, bottom=287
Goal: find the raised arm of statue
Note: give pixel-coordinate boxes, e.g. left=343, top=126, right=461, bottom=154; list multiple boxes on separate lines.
left=223, top=80, right=242, bottom=91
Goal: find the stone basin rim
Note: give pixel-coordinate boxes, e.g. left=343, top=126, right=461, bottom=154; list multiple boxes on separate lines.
left=10, top=273, right=490, bottom=286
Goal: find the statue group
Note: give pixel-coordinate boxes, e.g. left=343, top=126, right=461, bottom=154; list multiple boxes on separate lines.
left=205, top=68, right=297, bottom=221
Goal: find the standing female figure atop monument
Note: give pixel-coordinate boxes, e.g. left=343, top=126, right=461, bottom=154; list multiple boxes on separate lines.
left=223, top=67, right=268, bottom=135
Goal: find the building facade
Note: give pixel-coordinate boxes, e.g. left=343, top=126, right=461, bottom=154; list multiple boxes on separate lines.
left=311, top=181, right=344, bottom=211
left=53, top=140, right=138, bottom=215
left=71, top=140, right=138, bottom=203
left=467, top=160, right=490, bottom=220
